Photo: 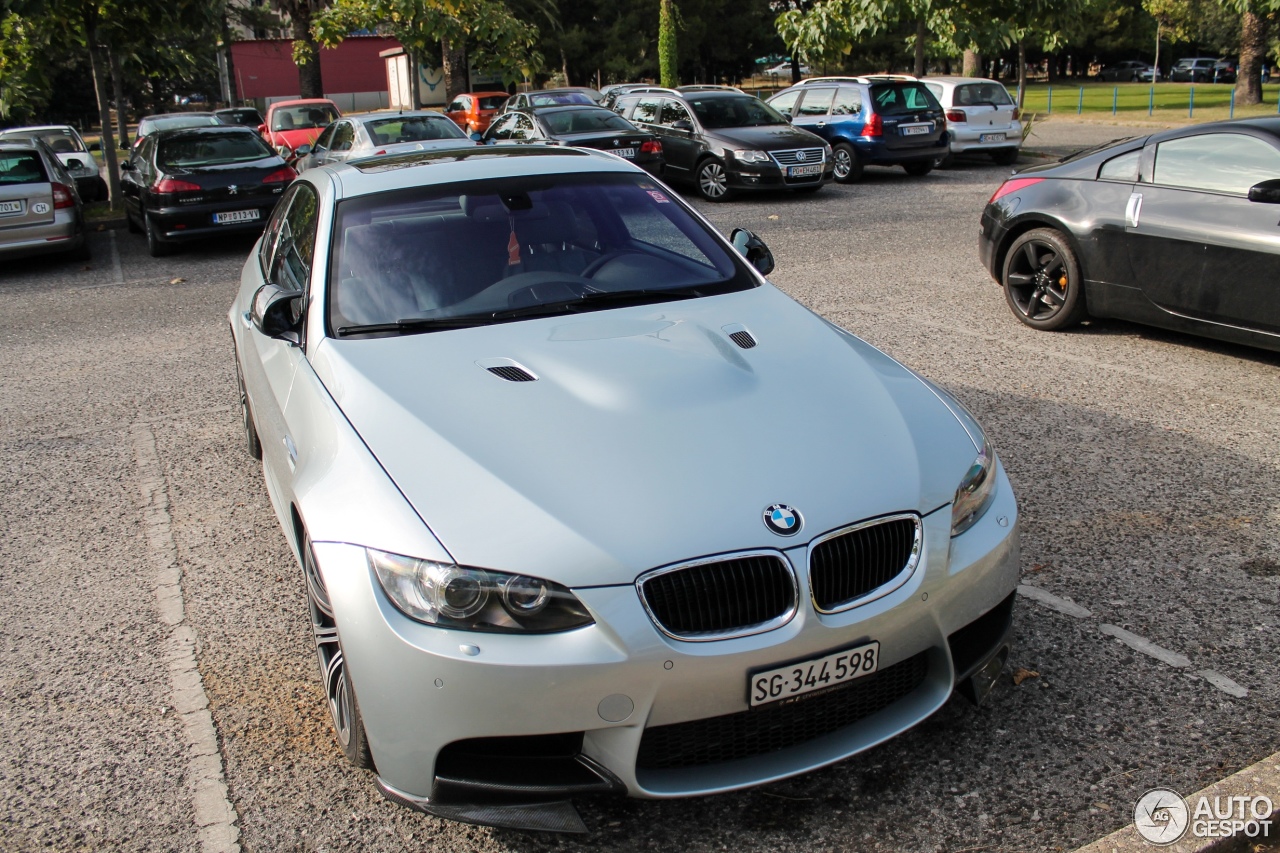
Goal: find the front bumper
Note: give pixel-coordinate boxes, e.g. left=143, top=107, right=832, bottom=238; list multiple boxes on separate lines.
left=314, top=462, right=1020, bottom=824
left=725, top=159, right=833, bottom=191
left=149, top=196, right=283, bottom=242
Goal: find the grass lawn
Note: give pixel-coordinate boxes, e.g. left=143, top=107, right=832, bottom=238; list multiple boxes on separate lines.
left=1019, top=81, right=1280, bottom=123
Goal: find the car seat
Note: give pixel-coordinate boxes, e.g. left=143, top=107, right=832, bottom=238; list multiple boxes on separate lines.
left=277, top=112, right=295, bottom=130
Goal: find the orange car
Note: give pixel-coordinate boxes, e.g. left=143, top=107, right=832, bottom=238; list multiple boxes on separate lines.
left=443, top=91, right=510, bottom=135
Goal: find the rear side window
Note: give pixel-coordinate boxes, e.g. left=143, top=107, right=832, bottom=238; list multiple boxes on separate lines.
left=1153, top=133, right=1280, bottom=194
left=833, top=87, right=863, bottom=115
left=797, top=88, right=835, bottom=116
left=769, top=89, right=801, bottom=117
left=631, top=98, right=661, bottom=124
left=1098, top=150, right=1140, bottom=183
left=870, top=84, right=941, bottom=114
left=0, top=152, right=48, bottom=185
left=954, top=83, right=1013, bottom=107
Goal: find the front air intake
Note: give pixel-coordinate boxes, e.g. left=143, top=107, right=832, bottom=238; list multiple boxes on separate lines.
left=486, top=365, right=537, bottom=382
left=728, top=330, right=757, bottom=349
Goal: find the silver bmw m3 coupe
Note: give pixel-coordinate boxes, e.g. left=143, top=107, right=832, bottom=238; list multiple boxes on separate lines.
left=229, top=145, right=1019, bottom=832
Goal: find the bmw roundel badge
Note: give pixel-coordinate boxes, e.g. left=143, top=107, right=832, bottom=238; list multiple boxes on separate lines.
left=763, top=504, right=802, bottom=536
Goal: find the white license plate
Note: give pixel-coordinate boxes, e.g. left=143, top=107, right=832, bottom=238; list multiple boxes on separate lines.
left=213, top=209, right=260, bottom=224
left=0, top=201, right=22, bottom=215
left=613, top=147, right=636, bottom=159
left=900, top=124, right=930, bottom=136
left=979, top=133, right=1006, bottom=143
left=749, top=641, right=880, bottom=708
left=787, top=163, right=823, bottom=177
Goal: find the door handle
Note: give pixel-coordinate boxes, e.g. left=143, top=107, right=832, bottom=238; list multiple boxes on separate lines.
left=1125, top=192, right=1143, bottom=228
left=815, top=121, right=826, bottom=128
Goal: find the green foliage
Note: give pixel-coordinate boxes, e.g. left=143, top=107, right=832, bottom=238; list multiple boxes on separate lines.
left=659, top=0, right=678, bottom=86
left=0, top=12, right=50, bottom=122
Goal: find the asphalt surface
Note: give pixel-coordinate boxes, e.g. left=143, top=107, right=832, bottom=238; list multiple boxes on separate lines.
left=1, top=125, right=1277, bottom=852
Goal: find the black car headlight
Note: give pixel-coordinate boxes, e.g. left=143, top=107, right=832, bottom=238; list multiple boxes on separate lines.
left=951, top=439, right=997, bottom=537
left=369, top=548, right=593, bottom=633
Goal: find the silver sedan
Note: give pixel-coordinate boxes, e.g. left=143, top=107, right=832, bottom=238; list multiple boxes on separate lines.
left=293, top=110, right=475, bottom=172
left=229, top=146, right=1020, bottom=832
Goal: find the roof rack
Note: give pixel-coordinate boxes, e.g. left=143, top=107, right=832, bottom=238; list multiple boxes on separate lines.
left=616, top=86, right=680, bottom=97
left=796, top=74, right=920, bottom=86
left=677, top=84, right=744, bottom=93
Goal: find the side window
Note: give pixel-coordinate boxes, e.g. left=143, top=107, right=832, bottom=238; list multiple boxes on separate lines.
left=488, top=115, right=514, bottom=140
left=274, top=185, right=320, bottom=292
left=312, top=124, right=336, bottom=152
left=796, top=87, right=835, bottom=116
left=1098, top=150, right=1140, bottom=183
left=331, top=122, right=355, bottom=152
left=446, top=98, right=465, bottom=112
left=658, top=99, right=692, bottom=126
left=1153, top=133, right=1280, bottom=194
left=769, top=90, right=800, bottom=118
left=632, top=98, right=661, bottom=124
left=512, top=114, right=537, bottom=140
left=258, top=185, right=299, bottom=278
left=832, top=87, right=863, bottom=115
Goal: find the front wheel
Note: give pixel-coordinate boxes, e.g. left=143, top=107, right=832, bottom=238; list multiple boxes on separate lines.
left=832, top=142, right=862, bottom=183
left=1001, top=228, right=1088, bottom=331
left=695, top=158, right=733, bottom=202
left=903, top=160, right=933, bottom=177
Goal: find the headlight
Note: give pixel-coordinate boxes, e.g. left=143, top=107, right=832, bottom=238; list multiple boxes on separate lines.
left=733, top=149, right=771, bottom=163
left=368, top=549, right=594, bottom=633
left=951, top=439, right=997, bottom=537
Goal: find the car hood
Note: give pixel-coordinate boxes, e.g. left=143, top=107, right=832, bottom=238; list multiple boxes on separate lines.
left=706, top=124, right=823, bottom=151
left=310, top=285, right=978, bottom=587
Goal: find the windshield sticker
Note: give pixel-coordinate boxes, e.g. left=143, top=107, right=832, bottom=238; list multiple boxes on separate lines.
left=647, top=190, right=670, bottom=203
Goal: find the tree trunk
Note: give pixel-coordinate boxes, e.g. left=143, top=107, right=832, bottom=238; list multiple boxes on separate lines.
left=789, top=56, right=802, bottom=84
left=441, top=38, right=468, bottom=104
left=291, top=10, right=324, bottom=99
left=83, top=15, right=121, bottom=209
left=1016, top=41, right=1027, bottom=109
left=407, top=48, right=422, bottom=109
left=107, top=46, right=129, bottom=151
left=1236, top=10, right=1267, bottom=106
left=913, top=18, right=927, bottom=77
left=963, top=49, right=982, bottom=78
left=560, top=47, right=571, bottom=87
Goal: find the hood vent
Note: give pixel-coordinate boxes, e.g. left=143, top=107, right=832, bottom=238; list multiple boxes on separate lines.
left=722, top=324, right=757, bottom=350
left=477, top=357, right=538, bottom=382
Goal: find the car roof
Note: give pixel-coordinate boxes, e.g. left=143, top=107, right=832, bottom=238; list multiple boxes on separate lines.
left=340, top=110, right=455, bottom=122
left=1148, top=115, right=1280, bottom=144
left=460, top=91, right=510, bottom=98
left=0, top=124, right=79, bottom=133
left=151, top=125, right=260, bottom=140
left=326, top=145, right=638, bottom=200
left=0, top=139, right=43, bottom=150
left=140, top=112, right=216, bottom=120
left=920, top=76, right=1009, bottom=86
left=269, top=99, right=339, bottom=109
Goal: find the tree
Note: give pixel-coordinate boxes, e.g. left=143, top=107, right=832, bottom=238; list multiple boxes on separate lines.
left=271, top=0, right=329, bottom=98
left=1221, top=0, right=1279, bottom=104
left=659, top=0, right=678, bottom=86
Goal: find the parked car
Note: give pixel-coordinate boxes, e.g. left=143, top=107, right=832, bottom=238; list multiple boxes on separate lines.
left=443, top=92, right=510, bottom=135
left=1214, top=58, right=1238, bottom=83
left=295, top=111, right=474, bottom=172
left=763, top=61, right=812, bottom=77
left=499, top=89, right=597, bottom=114
left=216, top=107, right=266, bottom=128
left=921, top=77, right=1022, bottom=166
left=767, top=76, right=947, bottom=182
left=1169, top=57, right=1224, bottom=83
left=132, top=112, right=223, bottom=150
left=259, top=99, right=342, bottom=161
left=615, top=89, right=832, bottom=200
left=979, top=117, right=1280, bottom=352
left=0, top=125, right=106, bottom=202
left=1096, top=60, right=1160, bottom=82
left=481, top=105, right=664, bottom=176
left=0, top=139, right=89, bottom=261
left=230, top=143, right=1019, bottom=833
left=601, top=84, right=655, bottom=111
left=120, top=125, right=294, bottom=257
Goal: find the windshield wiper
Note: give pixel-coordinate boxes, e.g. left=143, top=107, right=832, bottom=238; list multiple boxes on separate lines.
left=488, top=286, right=706, bottom=320
left=335, top=316, right=496, bottom=336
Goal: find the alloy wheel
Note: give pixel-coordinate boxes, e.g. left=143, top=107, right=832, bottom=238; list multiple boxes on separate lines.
left=304, top=544, right=352, bottom=749
left=833, top=148, right=852, bottom=180
left=1005, top=239, right=1069, bottom=322
left=698, top=161, right=729, bottom=200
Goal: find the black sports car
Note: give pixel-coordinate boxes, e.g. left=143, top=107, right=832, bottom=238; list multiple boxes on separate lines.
left=979, top=117, right=1280, bottom=353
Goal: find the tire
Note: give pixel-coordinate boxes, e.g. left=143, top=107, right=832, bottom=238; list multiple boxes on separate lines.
left=935, top=152, right=955, bottom=169
left=990, top=148, right=1019, bottom=166
left=126, top=208, right=142, bottom=234
left=303, top=534, right=375, bottom=770
left=831, top=142, right=862, bottom=183
left=232, top=346, right=262, bottom=460
left=144, top=214, right=170, bottom=257
left=903, top=160, right=934, bottom=177
left=695, top=158, right=733, bottom=202
left=1001, top=228, right=1088, bottom=331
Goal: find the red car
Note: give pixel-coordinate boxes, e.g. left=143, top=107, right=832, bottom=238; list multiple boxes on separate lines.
left=444, top=91, right=510, bottom=135
left=258, top=99, right=342, bottom=160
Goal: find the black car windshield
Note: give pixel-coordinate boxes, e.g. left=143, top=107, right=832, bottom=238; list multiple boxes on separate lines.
left=688, top=96, right=787, bottom=129
left=363, top=116, right=467, bottom=143
left=542, top=109, right=635, bottom=135
left=141, top=115, right=221, bottom=135
left=158, top=132, right=274, bottom=167
left=272, top=105, right=340, bottom=131
left=529, top=92, right=594, bottom=106
left=329, top=172, right=756, bottom=336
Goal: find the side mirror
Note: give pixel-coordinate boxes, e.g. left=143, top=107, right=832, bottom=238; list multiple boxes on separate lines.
left=671, top=119, right=694, bottom=132
left=89, top=142, right=101, bottom=152
left=1248, top=179, right=1280, bottom=204
left=470, top=132, right=483, bottom=141
left=293, top=143, right=311, bottom=158
left=251, top=284, right=303, bottom=342
left=730, top=228, right=775, bottom=276
left=257, top=124, right=268, bottom=135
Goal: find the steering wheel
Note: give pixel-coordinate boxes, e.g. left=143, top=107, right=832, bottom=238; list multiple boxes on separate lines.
left=581, top=250, right=641, bottom=279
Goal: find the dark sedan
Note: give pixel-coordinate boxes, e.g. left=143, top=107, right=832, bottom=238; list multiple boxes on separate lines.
left=615, top=90, right=832, bottom=201
left=121, top=125, right=295, bottom=256
left=979, top=117, right=1280, bottom=353
left=482, top=106, right=664, bottom=176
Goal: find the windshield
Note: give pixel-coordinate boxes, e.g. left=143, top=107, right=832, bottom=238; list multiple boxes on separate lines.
left=363, top=116, right=467, bottom=143
left=272, top=105, right=340, bottom=131
left=142, top=115, right=221, bottom=135
left=687, top=96, right=787, bottom=129
left=529, top=92, right=594, bottom=107
left=542, top=109, right=635, bottom=135
left=158, top=132, right=274, bottom=167
left=478, top=96, right=508, bottom=110
left=328, top=172, right=754, bottom=336
left=0, top=129, right=86, bottom=154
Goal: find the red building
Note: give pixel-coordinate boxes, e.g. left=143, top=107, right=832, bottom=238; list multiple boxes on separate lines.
left=230, top=36, right=400, bottom=110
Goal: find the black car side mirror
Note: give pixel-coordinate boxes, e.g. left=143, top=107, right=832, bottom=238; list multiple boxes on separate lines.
left=294, top=143, right=312, bottom=158
left=730, top=228, right=775, bottom=276
left=671, top=119, right=694, bottom=132
left=1248, top=179, right=1280, bottom=204
left=88, top=141, right=101, bottom=152
left=251, top=284, right=304, bottom=342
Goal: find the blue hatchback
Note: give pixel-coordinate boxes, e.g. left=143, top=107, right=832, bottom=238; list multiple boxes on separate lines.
left=768, top=76, right=948, bottom=182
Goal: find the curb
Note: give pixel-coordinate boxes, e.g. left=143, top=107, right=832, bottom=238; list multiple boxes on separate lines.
left=1072, top=751, right=1280, bottom=853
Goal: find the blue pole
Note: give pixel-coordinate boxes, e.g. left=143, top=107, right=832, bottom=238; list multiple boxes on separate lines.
left=1047, top=86, right=1052, bottom=114
left=1077, top=87, right=1084, bottom=114
left=1230, top=88, right=1235, bottom=118
left=1112, top=87, right=1118, bottom=115
left=1189, top=86, right=1194, bottom=118
left=1148, top=87, right=1154, bottom=115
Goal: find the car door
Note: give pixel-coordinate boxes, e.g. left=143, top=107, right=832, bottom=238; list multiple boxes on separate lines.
left=1126, top=131, right=1280, bottom=331
left=788, top=86, right=836, bottom=143
left=119, top=137, right=151, bottom=218
left=656, top=98, right=700, bottom=176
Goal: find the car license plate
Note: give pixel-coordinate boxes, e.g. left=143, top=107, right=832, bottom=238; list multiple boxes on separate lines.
left=749, top=641, right=880, bottom=708
left=0, top=201, right=22, bottom=215
left=613, top=147, right=636, bottom=159
left=213, top=209, right=260, bottom=224
left=787, top=163, right=823, bottom=177
left=979, top=133, right=1006, bottom=143
left=900, top=123, right=931, bottom=136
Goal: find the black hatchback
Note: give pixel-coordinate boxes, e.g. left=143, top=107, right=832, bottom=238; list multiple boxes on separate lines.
left=615, top=89, right=832, bottom=201
left=121, top=126, right=295, bottom=256
left=482, top=105, right=664, bottom=177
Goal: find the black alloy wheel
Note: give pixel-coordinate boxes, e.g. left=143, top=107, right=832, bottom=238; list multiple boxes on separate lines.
left=832, top=142, right=862, bottom=183
left=303, top=535, right=375, bottom=769
left=695, top=158, right=732, bottom=202
left=1002, top=228, right=1088, bottom=331
left=144, top=213, right=170, bottom=257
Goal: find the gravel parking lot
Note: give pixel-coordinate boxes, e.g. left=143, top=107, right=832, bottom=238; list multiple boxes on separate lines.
left=1, top=123, right=1277, bottom=852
